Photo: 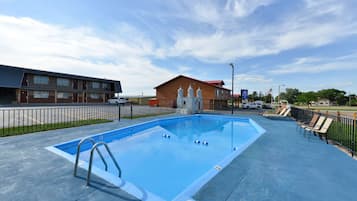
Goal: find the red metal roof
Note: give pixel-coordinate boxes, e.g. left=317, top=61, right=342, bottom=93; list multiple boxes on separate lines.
left=154, top=75, right=230, bottom=91
left=206, top=80, right=225, bottom=85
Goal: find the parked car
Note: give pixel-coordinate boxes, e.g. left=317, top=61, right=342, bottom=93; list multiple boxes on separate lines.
left=254, top=100, right=264, bottom=105
left=242, top=102, right=262, bottom=109
left=262, top=103, right=273, bottom=109
left=108, top=98, right=128, bottom=104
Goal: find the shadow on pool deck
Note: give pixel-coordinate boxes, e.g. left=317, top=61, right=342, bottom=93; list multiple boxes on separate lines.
left=0, top=113, right=356, bottom=201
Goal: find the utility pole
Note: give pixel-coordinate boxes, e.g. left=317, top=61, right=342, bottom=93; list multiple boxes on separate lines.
left=229, top=63, right=234, bottom=115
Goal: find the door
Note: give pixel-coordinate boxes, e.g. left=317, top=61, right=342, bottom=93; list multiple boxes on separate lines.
left=78, top=93, right=83, bottom=103
left=73, top=93, right=78, bottom=103
left=105, top=93, right=110, bottom=102
left=20, top=90, right=27, bottom=103
left=73, top=80, right=78, bottom=89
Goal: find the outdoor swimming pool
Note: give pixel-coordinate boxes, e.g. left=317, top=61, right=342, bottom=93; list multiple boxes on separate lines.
left=48, top=114, right=265, bottom=201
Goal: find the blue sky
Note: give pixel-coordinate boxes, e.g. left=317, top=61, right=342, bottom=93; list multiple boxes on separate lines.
left=0, top=0, right=356, bottom=96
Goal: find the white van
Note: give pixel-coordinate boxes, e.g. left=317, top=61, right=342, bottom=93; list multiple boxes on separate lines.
left=108, top=98, right=128, bottom=104
left=242, top=102, right=262, bottom=109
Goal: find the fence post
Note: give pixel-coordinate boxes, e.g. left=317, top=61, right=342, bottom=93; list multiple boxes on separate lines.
left=118, top=103, right=121, bottom=121
left=353, top=112, right=356, bottom=157
left=337, top=111, right=341, bottom=121
left=353, top=112, right=357, bottom=132
left=337, top=111, right=341, bottom=144
left=130, top=102, right=133, bottom=120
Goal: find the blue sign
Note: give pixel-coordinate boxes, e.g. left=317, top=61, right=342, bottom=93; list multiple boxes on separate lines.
left=241, top=89, right=248, bottom=100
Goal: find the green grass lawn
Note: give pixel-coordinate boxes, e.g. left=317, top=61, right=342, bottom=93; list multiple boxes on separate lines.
left=328, top=121, right=357, bottom=152
left=298, top=106, right=357, bottom=111
left=0, top=119, right=112, bottom=137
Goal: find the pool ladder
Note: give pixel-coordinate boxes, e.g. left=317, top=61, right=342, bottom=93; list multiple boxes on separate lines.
left=73, top=137, right=122, bottom=185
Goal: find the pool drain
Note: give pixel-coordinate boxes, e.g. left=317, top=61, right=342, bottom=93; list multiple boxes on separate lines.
left=194, top=140, right=208, bottom=145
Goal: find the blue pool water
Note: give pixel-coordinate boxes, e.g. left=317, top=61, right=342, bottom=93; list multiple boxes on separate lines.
left=51, top=115, right=265, bottom=200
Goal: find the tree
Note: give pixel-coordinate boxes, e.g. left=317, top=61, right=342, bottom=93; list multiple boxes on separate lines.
left=263, top=94, right=273, bottom=103
left=279, top=88, right=300, bottom=104
left=351, top=95, right=357, bottom=106
left=296, top=91, right=318, bottom=104
left=317, top=89, right=347, bottom=105
left=249, top=91, right=259, bottom=101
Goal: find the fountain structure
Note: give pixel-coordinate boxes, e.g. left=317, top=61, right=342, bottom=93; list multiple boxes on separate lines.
left=176, top=85, right=203, bottom=114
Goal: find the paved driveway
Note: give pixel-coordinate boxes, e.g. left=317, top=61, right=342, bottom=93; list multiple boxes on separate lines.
left=0, top=105, right=175, bottom=128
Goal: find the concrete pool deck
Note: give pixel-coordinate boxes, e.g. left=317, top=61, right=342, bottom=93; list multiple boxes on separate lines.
left=1, top=112, right=357, bottom=201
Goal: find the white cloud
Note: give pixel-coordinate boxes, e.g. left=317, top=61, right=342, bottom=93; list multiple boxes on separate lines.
left=225, top=0, right=275, bottom=17
left=0, top=15, right=175, bottom=95
left=317, top=81, right=353, bottom=89
left=169, top=0, right=357, bottom=63
left=1, top=1, right=357, bottom=96
left=177, top=66, right=192, bottom=74
left=236, top=74, right=272, bottom=83
left=270, top=53, right=357, bottom=74
left=191, top=1, right=220, bottom=23
left=304, top=0, right=343, bottom=15
left=223, top=73, right=273, bottom=95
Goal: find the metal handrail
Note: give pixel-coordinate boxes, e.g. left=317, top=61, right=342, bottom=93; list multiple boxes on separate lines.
left=73, top=137, right=108, bottom=176
left=87, top=142, right=122, bottom=185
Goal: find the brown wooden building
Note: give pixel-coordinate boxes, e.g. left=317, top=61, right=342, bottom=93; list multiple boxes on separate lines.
left=0, top=64, right=121, bottom=105
left=154, top=75, right=231, bottom=110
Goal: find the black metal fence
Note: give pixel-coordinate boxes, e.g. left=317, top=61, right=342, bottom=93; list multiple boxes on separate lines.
left=0, top=104, right=175, bottom=137
left=291, top=107, right=357, bottom=156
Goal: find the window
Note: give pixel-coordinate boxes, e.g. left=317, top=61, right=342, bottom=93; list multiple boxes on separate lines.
left=92, top=82, right=100, bottom=89
left=89, top=93, right=101, bottom=99
left=33, top=91, right=49, bottom=99
left=102, top=83, right=108, bottom=89
left=33, top=75, right=49, bottom=85
left=57, top=78, right=70, bottom=87
left=57, top=92, right=71, bottom=99
left=224, top=90, right=229, bottom=97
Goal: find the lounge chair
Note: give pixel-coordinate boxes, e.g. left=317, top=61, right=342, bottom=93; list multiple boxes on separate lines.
left=314, top=118, right=333, bottom=134
left=279, top=108, right=287, bottom=115
left=299, top=114, right=320, bottom=129
left=263, top=108, right=284, bottom=117
left=262, top=107, right=292, bottom=120
left=275, top=107, right=283, bottom=114
left=306, top=117, right=333, bottom=143
left=282, top=108, right=291, bottom=117
left=304, top=116, right=326, bottom=131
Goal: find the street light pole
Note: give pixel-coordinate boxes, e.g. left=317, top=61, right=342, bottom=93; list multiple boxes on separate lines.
left=278, top=84, right=285, bottom=105
left=229, top=63, right=234, bottom=115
